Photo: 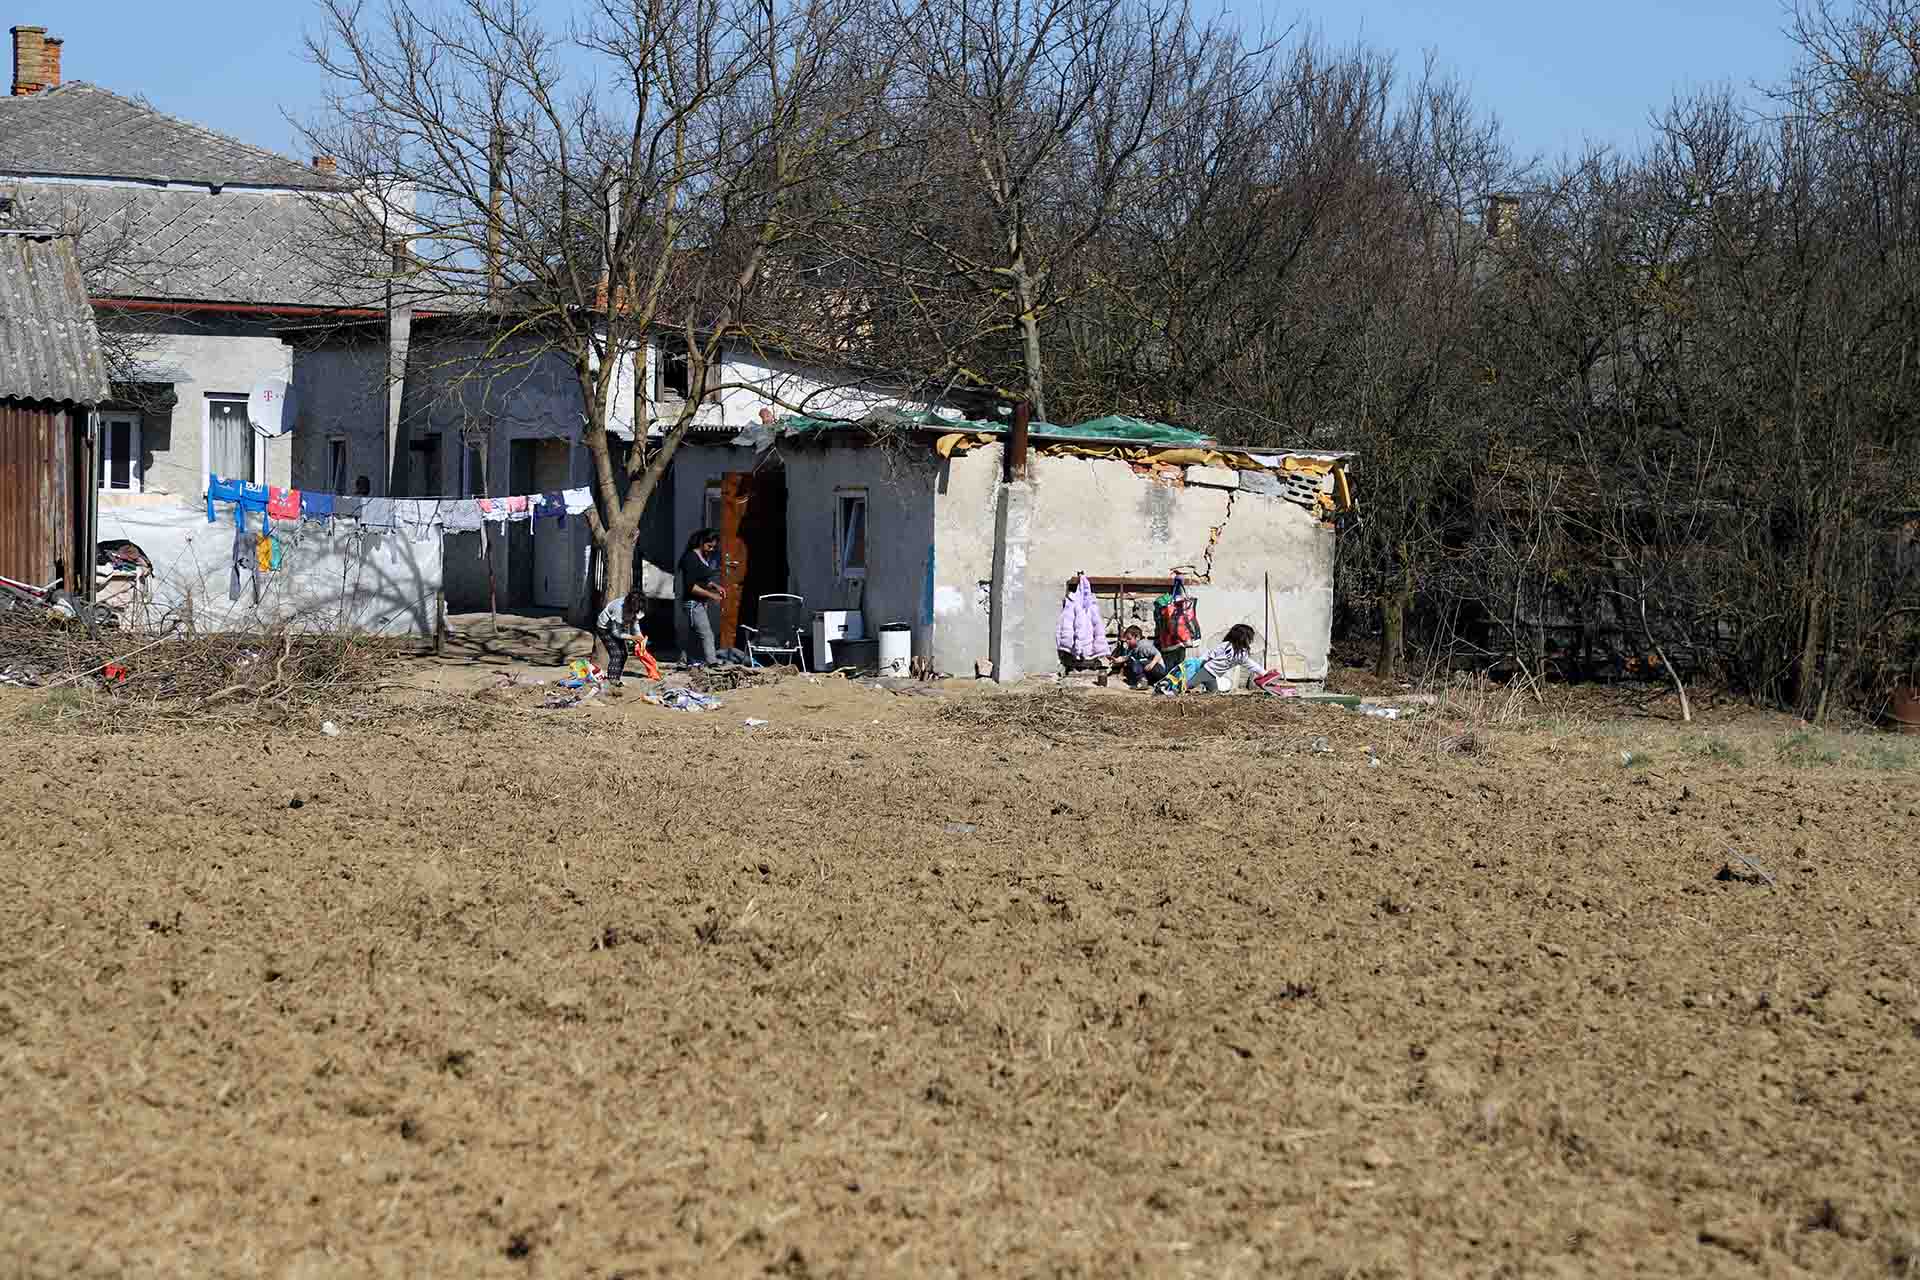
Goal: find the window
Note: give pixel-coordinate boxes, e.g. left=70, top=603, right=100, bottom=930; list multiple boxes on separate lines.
left=207, top=394, right=254, bottom=483
left=704, top=482, right=723, bottom=533
left=836, top=489, right=867, bottom=579
left=406, top=433, right=442, bottom=496
left=463, top=442, right=487, bottom=497
left=656, top=337, right=692, bottom=401
left=98, top=413, right=142, bottom=492
left=327, top=436, right=350, bottom=495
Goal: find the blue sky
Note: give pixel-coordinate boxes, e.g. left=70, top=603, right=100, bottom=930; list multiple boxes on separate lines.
left=35, top=0, right=1802, bottom=166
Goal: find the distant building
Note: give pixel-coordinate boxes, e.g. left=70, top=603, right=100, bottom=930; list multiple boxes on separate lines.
left=1, top=23, right=381, bottom=509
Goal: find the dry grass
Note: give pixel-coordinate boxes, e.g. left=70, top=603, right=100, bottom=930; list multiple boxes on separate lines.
left=0, top=613, right=503, bottom=733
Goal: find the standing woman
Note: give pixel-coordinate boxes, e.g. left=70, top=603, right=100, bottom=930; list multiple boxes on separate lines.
left=678, top=527, right=725, bottom=666
left=597, top=587, right=645, bottom=688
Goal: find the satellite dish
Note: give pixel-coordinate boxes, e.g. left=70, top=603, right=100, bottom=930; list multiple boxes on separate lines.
left=248, top=378, right=297, bottom=437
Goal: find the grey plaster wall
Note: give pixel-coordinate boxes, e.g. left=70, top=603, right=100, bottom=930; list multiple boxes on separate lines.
left=112, top=315, right=296, bottom=498
left=291, top=332, right=593, bottom=614
left=931, top=447, right=1336, bottom=679
left=782, top=446, right=938, bottom=658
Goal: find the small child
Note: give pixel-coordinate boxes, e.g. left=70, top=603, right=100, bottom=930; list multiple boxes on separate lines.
left=597, top=588, right=646, bottom=689
left=1192, top=623, right=1262, bottom=692
left=1110, top=624, right=1167, bottom=688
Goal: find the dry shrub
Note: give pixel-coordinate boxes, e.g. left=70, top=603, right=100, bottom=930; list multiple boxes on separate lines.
left=0, top=611, right=498, bottom=732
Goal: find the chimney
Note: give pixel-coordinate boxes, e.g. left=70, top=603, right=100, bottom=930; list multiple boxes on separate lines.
left=312, top=155, right=337, bottom=175
left=1486, top=193, right=1521, bottom=241
left=11, top=24, right=47, bottom=96
left=41, top=33, right=57, bottom=87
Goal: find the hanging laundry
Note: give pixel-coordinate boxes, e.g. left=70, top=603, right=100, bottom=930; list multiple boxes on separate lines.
left=505, top=495, right=530, bottom=521
left=267, top=486, right=301, bottom=521
left=440, top=499, right=483, bottom=532
left=335, top=496, right=365, bottom=521
left=477, top=497, right=506, bottom=523
left=228, top=506, right=252, bottom=602
left=394, top=499, right=440, bottom=542
left=1055, top=573, right=1106, bottom=662
left=301, top=491, right=335, bottom=520
left=360, top=497, right=398, bottom=530
left=206, top=475, right=245, bottom=523
left=561, top=487, right=593, bottom=515
left=255, top=534, right=274, bottom=573
left=536, top=491, right=567, bottom=523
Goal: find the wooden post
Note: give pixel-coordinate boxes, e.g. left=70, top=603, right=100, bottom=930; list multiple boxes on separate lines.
left=435, top=587, right=448, bottom=656
left=1007, top=400, right=1030, bottom=481
left=1263, top=571, right=1270, bottom=670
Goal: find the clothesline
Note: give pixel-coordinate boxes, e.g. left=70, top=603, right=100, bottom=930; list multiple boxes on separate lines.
left=205, top=475, right=595, bottom=532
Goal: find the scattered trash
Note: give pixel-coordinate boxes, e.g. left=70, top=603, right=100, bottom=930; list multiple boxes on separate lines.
left=744, top=717, right=769, bottom=728
left=1308, top=736, right=1332, bottom=754
left=320, top=721, right=340, bottom=736
left=1357, top=705, right=1402, bottom=720
left=0, top=664, right=42, bottom=688
left=545, top=688, right=598, bottom=709
left=645, top=688, right=721, bottom=712
left=494, top=672, right=545, bottom=688
left=101, top=663, right=129, bottom=684
left=944, top=822, right=978, bottom=834
left=1620, top=751, right=1634, bottom=766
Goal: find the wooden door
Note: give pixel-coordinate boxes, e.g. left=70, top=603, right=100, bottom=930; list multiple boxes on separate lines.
left=716, top=472, right=753, bottom=647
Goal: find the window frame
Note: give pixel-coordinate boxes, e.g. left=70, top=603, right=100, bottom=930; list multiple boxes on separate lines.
left=835, top=487, right=868, bottom=581
left=405, top=432, right=443, bottom=497
left=203, top=393, right=263, bottom=488
left=327, top=435, right=350, bottom=496
left=98, top=412, right=143, bottom=493
left=703, top=482, right=723, bottom=534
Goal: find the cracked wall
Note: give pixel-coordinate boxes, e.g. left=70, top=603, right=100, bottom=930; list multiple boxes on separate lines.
left=933, top=446, right=1335, bottom=678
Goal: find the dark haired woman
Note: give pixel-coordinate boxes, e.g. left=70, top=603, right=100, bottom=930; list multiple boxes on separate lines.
left=678, top=527, right=725, bottom=665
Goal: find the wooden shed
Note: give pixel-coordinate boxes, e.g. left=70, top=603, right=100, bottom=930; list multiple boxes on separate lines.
left=0, top=226, right=109, bottom=590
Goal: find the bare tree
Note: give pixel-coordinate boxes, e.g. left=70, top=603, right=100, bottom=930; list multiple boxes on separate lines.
left=301, top=0, right=885, bottom=606
left=824, top=0, right=1234, bottom=421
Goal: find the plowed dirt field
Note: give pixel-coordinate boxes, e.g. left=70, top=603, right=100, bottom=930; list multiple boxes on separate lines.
left=3, top=678, right=1916, bottom=1276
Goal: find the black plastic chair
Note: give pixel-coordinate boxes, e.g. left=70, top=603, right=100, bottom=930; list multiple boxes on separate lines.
left=740, top=593, right=807, bottom=671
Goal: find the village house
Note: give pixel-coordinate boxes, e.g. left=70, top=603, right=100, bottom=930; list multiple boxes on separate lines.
left=0, top=22, right=381, bottom=508
left=287, top=314, right=965, bottom=629
left=670, top=415, right=1350, bottom=678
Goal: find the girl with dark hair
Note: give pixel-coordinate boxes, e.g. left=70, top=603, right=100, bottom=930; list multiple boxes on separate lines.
left=1193, top=623, right=1262, bottom=692
left=597, top=587, right=646, bottom=688
left=678, top=527, right=725, bottom=665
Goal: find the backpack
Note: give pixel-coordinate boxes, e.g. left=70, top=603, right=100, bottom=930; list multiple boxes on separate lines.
left=1154, top=594, right=1200, bottom=651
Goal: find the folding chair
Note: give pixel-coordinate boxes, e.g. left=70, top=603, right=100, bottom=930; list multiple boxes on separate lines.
left=740, top=593, right=808, bottom=670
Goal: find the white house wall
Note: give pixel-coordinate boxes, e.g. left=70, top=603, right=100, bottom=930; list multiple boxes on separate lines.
left=105, top=320, right=297, bottom=505
left=92, top=501, right=442, bottom=638
left=644, top=340, right=957, bottom=432
left=932, top=447, right=1336, bottom=679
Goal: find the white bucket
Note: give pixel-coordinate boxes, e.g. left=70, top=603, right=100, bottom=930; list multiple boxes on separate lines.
left=878, top=623, right=912, bottom=677
left=812, top=610, right=862, bottom=667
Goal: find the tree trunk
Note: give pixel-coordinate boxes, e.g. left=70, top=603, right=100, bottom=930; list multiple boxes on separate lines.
left=1376, top=591, right=1405, bottom=679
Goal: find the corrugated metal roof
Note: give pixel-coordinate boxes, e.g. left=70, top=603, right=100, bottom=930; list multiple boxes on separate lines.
left=0, top=229, right=111, bottom=405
